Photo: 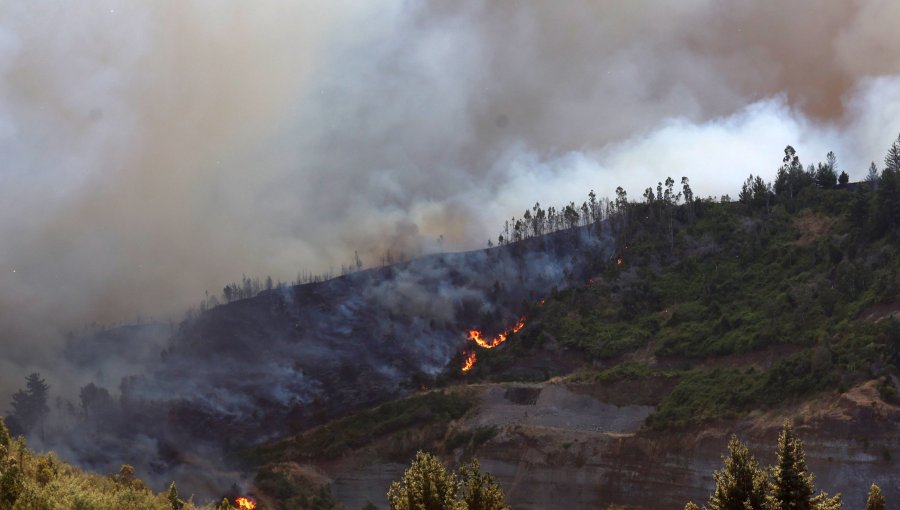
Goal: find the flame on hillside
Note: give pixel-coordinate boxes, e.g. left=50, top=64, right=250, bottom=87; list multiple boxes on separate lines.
left=467, top=316, right=526, bottom=349
left=235, top=497, right=256, bottom=510
left=461, top=316, right=526, bottom=371
left=461, top=351, right=477, bottom=372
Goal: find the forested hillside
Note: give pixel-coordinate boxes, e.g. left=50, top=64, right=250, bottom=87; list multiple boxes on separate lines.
left=245, top=142, right=900, bottom=509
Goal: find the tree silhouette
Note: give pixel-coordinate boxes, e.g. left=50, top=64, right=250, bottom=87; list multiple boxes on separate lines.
left=9, top=373, right=49, bottom=439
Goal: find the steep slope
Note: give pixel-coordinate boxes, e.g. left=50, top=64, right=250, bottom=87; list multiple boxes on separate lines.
left=246, top=184, right=900, bottom=508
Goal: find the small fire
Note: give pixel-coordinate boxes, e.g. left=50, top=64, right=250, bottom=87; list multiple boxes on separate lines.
left=461, top=316, right=526, bottom=371
left=466, top=316, right=526, bottom=349
left=538, top=298, right=546, bottom=306
left=617, top=257, right=623, bottom=265
left=235, top=497, right=256, bottom=510
left=461, top=351, right=477, bottom=372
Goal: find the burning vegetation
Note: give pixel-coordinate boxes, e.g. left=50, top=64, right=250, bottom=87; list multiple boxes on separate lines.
left=461, top=351, right=478, bottom=372
left=461, top=316, right=527, bottom=371
left=235, top=496, right=256, bottom=510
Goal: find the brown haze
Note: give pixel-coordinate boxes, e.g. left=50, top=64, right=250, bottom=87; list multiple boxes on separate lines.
left=2, top=0, right=900, bottom=390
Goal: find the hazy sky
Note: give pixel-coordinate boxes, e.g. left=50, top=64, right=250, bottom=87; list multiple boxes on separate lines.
left=2, top=0, right=900, bottom=371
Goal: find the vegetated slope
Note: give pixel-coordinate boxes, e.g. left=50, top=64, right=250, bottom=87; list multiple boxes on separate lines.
left=246, top=179, right=900, bottom=509
left=48, top=225, right=613, bottom=499
left=0, top=419, right=229, bottom=510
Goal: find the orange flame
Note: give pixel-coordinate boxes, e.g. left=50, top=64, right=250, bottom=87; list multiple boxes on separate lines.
left=466, top=316, right=526, bottom=349
left=461, top=316, right=527, bottom=372
left=461, top=351, right=477, bottom=372
left=617, top=257, right=623, bottom=265
left=235, top=497, right=256, bottom=510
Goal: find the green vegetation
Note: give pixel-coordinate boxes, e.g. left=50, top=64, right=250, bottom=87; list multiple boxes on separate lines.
left=250, top=391, right=474, bottom=464
left=473, top=143, right=900, bottom=429
left=687, top=423, right=851, bottom=510
left=0, top=417, right=218, bottom=510
left=253, top=465, right=337, bottom=510
left=867, top=483, right=885, bottom=510
left=571, top=361, right=678, bottom=383
left=387, top=452, right=509, bottom=510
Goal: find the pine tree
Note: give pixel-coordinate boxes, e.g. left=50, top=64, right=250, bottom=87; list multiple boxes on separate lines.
left=387, top=451, right=464, bottom=510
left=884, top=133, right=900, bottom=171
left=866, top=483, right=885, bottom=510
left=707, top=436, right=767, bottom=510
left=460, top=459, right=510, bottom=510
left=867, top=162, right=880, bottom=191
left=685, top=503, right=701, bottom=510
left=10, top=373, right=50, bottom=438
left=767, top=421, right=841, bottom=510
left=767, top=422, right=815, bottom=510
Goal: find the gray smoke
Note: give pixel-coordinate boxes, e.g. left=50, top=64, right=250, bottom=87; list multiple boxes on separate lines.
left=3, top=0, right=900, bottom=483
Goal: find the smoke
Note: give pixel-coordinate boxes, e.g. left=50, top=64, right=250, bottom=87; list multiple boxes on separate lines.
left=3, top=0, right=900, bottom=391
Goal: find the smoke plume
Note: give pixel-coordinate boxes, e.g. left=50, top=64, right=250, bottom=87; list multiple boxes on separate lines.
left=3, top=0, right=900, bottom=402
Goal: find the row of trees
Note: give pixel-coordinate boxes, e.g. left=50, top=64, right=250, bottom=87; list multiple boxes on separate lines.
left=737, top=140, right=900, bottom=239
left=686, top=422, right=884, bottom=510
left=490, top=189, right=616, bottom=247
left=387, top=452, right=509, bottom=510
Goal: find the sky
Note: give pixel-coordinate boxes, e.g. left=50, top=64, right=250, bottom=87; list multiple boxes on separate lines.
left=2, top=0, right=900, bottom=378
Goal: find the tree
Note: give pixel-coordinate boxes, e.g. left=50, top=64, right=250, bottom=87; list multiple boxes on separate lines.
left=707, top=436, right=767, bottom=510
left=767, top=421, right=813, bottom=510
left=387, top=451, right=464, bottom=510
left=815, top=162, right=837, bottom=189
left=867, top=162, right=880, bottom=191
left=866, top=483, right=885, bottom=510
left=838, top=171, right=849, bottom=187
left=872, top=168, right=900, bottom=236
left=167, top=481, right=185, bottom=510
left=79, top=382, right=114, bottom=420
left=884, top=133, right=900, bottom=171
left=460, top=459, right=510, bottom=510
left=685, top=503, right=701, bottom=510
left=10, top=373, right=49, bottom=439
left=767, top=421, right=841, bottom=510
left=774, top=146, right=813, bottom=201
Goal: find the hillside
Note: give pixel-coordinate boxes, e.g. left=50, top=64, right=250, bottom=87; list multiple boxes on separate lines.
left=13, top=165, right=900, bottom=509
left=242, top=172, right=900, bottom=509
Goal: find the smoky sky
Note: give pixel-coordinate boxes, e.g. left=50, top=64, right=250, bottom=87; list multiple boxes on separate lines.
left=2, top=0, right=900, bottom=383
